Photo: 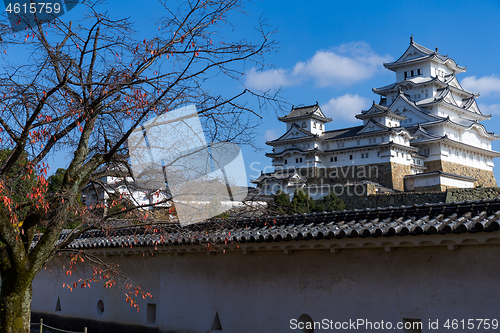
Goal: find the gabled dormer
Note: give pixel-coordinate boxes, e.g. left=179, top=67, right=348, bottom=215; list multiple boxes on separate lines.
left=356, top=101, right=406, bottom=127
left=265, top=124, right=315, bottom=146
left=278, top=103, right=332, bottom=135
left=357, top=119, right=391, bottom=133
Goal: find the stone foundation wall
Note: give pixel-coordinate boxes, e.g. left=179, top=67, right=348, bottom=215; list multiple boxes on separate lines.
left=424, top=160, right=497, bottom=187
left=446, top=187, right=500, bottom=202
left=303, top=162, right=410, bottom=191
left=337, top=184, right=500, bottom=210
left=390, top=162, right=412, bottom=191
left=339, top=185, right=446, bottom=210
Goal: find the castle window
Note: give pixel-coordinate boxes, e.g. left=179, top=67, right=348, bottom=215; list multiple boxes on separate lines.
left=331, top=157, right=333, bottom=162
left=97, top=300, right=104, bottom=315
left=411, top=70, right=414, bottom=76
left=302, top=122, right=306, bottom=128
left=404, top=71, right=408, bottom=79
left=417, top=69, right=421, bottom=75
left=334, top=156, right=337, bottom=162
left=350, top=155, right=353, bottom=160
left=300, top=158, right=303, bottom=162
left=285, top=159, right=287, bottom=164
left=313, top=122, right=317, bottom=129
left=361, top=153, right=364, bottom=158
left=366, top=152, right=369, bottom=158
left=296, top=158, right=298, bottom=163
left=320, top=124, right=323, bottom=130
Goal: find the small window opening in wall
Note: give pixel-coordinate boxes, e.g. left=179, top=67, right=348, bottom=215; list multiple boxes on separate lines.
left=349, top=155, right=353, bottom=160
left=403, top=318, right=422, bottom=333
left=97, top=300, right=104, bottom=315
left=297, top=314, right=314, bottom=333
left=334, top=156, right=337, bottom=162
left=284, top=159, right=287, bottom=164
left=300, top=158, right=303, bottom=163
left=211, top=312, right=223, bottom=331
left=302, top=122, right=306, bottom=128
left=55, top=297, right=61, bottom=312
left=147, top=303, right=156, bottom=324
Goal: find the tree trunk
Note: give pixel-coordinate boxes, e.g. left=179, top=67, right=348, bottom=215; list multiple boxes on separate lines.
left=0, top=274, right=32, bottom=333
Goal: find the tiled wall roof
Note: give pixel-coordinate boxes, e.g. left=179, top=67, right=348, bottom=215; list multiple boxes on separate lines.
left=53, top=198, right=500, bottom=251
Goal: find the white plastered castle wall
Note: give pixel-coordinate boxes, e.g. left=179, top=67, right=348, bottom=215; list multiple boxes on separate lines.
left=31, top=237, right=500, bottom=333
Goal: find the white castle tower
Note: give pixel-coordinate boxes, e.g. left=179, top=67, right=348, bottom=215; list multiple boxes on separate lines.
left=253, top=38, right=499, bottom=195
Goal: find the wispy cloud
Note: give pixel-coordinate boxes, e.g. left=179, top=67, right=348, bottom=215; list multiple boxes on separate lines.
left=321, top=94, right=371, bottom=122
left=478, top=103, right=500, bottom=115
left=245, top=42, right=392, bottom=90
left=264, top=128, right=280, bottom=141
left=461, top=75, right=500, bottom=96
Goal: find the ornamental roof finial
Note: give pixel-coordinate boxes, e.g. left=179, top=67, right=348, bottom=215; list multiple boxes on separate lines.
left=435, top=46, right=438, bottom=54
left=410, top=34, right=413, bottom=43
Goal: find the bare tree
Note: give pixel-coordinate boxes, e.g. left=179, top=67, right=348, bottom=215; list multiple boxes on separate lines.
left=0, top=1, right=277, bottom=331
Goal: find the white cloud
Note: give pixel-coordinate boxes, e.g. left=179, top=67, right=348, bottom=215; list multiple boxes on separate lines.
left=245, top=68, right=297, bottom=91
left=264, top=128, right=280, bottom=141
left=321, top=94, right=371, bottom=122
left=293, top=42, right=391, bottom=87
left=461, top=75, right=500, bottom=96
left=245, top=42, right=392, bottom=90
left=478, top=103, right=500, bottom=115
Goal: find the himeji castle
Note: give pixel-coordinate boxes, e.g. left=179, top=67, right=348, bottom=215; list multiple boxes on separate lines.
left=252, top=38, right=500, bottom=196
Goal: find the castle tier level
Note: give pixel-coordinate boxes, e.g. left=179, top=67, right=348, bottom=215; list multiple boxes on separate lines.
left=252, top=38, right=500, bottom=196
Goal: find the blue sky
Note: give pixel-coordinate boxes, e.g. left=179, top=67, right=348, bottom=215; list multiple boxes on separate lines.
left=5, top=0, right=500, bottom=185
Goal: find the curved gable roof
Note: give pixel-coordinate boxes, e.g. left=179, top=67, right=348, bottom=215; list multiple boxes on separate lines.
left=278, top=103, right=332, bottom=123
left=384, top=39, right=466, bottom=73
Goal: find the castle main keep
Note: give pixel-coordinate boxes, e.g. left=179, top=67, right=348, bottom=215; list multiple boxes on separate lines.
left=253, top=38, right=500, bottom=195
